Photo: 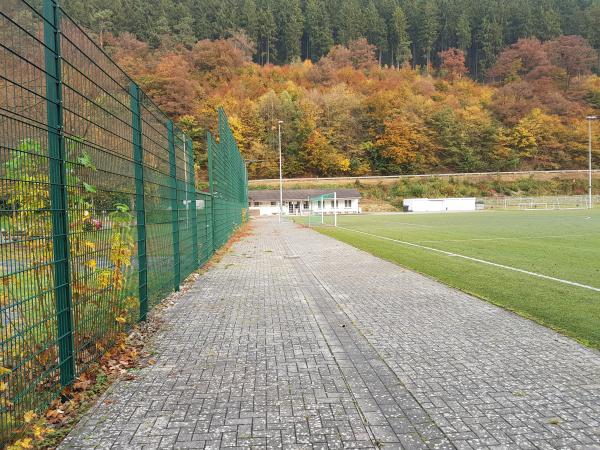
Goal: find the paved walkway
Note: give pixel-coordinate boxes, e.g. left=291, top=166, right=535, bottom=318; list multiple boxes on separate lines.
left=62, top=218, right=600, bottom=449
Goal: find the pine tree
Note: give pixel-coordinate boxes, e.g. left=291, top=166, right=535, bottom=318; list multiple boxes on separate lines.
left=534, top=5, right=561, bottom=40
left=274, top=0, right=304, bottom=63
left=476, top=17, right=504, bottom=78
left=239, top=0, right=259, bottom=44
left=506, top=1, right=534, bottom=42
left=364, top=0, right=387, bottom=64
left=90, top=9, right=113, bottom=47
left=455, top=13, right=471, bottom=51
left=339, top=0, right=364, bottom=44
left=390, top=6, right=411, bottom=67
left=400, top=0, right=420, bottom=67
left=304, top=0, right=334, bottom=61
left=256, top=0, right=277, bottom=64
left=378, top=0, right=399, bottom=65
left=419, top=0, right=439, bottom=71
left=173, top=16, right=196, bottom=48
left=585, top=2, right=600, bottom=69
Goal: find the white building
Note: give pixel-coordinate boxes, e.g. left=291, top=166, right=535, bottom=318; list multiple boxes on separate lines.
left=248, top=189, right=361, bottom=216
left=403, top=197, right=476, bottom=213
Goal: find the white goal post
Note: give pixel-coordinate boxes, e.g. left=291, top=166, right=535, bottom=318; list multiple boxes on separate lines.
left=307, top=192, right=338, bottom=227
left=481, top=195, right=597, bottom=211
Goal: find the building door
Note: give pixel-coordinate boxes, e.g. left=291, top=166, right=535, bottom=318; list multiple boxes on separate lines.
left=288, top=202, right=294, bottom=214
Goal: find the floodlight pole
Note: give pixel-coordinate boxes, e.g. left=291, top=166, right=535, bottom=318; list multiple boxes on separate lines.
left=334, top=191, right=337, bottom=227
left=586, top=116, right=598, bottom=210
left=278, top=120, right=283, bottom=223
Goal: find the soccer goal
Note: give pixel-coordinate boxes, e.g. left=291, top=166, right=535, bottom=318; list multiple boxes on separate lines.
left=482, top=195, right=596, bottom=211
left=307, top=192, right=338, bottom=227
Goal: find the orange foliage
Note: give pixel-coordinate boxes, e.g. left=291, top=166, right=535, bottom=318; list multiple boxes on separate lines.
left=104, top=35, right=600, bottom=177
left=439, top=48, right=468, bottom=80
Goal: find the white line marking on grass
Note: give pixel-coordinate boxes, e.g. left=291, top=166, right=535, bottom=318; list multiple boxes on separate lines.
left=337, top=226, right=600, bottom=293
left=414, top=233, right=599, bottom=244
left=363, top=221, right=437, bottom=228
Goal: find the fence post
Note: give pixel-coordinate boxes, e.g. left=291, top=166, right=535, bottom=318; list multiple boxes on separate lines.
left=188, top=136, right=199, bottom=268
left=207, top=132, right=216, bottom=254
left=43, top=0, right=75, bottom=386
left=130, top=83, right=148, bottom=321
left=167, top=121, right=180, bottom=291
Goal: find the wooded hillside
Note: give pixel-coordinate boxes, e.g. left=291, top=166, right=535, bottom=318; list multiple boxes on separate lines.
left=63, top=0, right=600, bottom=75
left=60, top=1, right=600, bottom=179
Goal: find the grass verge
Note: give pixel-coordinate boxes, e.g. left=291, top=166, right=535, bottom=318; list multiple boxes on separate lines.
left=312, top=210, right=600, bottom=349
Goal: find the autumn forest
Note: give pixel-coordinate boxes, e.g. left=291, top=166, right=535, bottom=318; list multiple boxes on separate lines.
left=62, top=0, right=600, bottom=179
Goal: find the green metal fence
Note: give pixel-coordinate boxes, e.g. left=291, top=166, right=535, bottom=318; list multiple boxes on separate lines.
left=0, top=0, right=247, bottom=442
left=209, top=110, right=249, bottom=248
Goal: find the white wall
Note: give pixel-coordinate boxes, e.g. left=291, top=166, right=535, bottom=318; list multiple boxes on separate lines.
left=403, top=198, right=476, bottom=212
left=249, top=199, right=360, bottom=216
left=311, top=198, right=359, bottom=214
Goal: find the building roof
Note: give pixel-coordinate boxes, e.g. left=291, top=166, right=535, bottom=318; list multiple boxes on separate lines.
left=249, top=189, right=361, bottom=202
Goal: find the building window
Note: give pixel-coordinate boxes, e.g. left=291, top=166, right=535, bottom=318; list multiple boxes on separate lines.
left=331, top=200, right=338, bottom=208
left=345, top=200, right=352, bottom=208
left=254, top=202, right=260, bottom=207
left=303, top=201, right=309, bottom=209
left=318, top=200, right=322, bottom=208
left=271, top=201, right=276, bottom=206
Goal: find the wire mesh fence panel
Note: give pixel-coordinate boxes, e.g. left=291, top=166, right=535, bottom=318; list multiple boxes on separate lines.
left=139, top=93, right=174, bottom=309
left=176, top=130, right=195, bottom=282
left=209, top=109, right=248, bottom=249
left=60, top=8, right=140, bottom=379
left=195, top=192, right=213, bottom=266
left=0, top=0, right=247, bottom=443
left=0, top=0, right=65, bottom=440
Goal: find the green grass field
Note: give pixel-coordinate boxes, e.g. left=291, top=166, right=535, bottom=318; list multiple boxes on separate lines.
left=297, top=209, right=600, bottom=348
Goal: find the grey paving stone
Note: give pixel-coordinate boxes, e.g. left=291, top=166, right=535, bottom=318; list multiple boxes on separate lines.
left=60, top=218, right=600, bottom=449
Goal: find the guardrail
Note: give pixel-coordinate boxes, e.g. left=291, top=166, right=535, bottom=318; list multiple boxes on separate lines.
left=249, top=169, right=600, bottom=185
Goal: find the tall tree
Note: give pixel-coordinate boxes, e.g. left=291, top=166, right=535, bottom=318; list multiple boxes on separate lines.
left=439, top=48, right=468, bottom=80
left=274, top=0, right=304, bottom=63
left=364, top=0, right=387, bottom=64
left=338, top=0, right=364, bottom=44
left=418, top=0, right=439, bottom=71
left=476, top=17, right=504, bottom=79
left=544, top=35, right=596, bottom=91
left=401, top=0, right=421, bottom=67
left=239, top=0, right=259, bottom=44
left=304, top=0, right=334, bottom=61
left=173, top=16, right=196, bottom=48
left=389, top=6, right=411, bottom=68
left=256, top=0, right=276, bottom=64
left=534, top=5, right=561, bottom=40
left=505, top=0, right=534, bottom=42
left=91, top=9, right=113, bottom=48
left=584, top=2, right=600, bottom=69
left=455, top=13, right=471, bottom=51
